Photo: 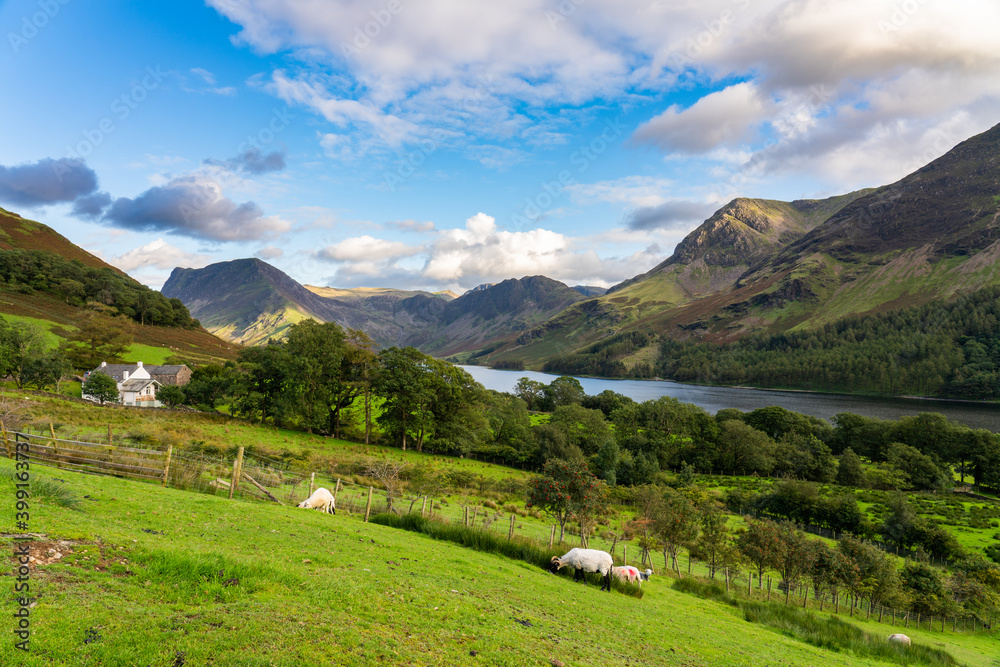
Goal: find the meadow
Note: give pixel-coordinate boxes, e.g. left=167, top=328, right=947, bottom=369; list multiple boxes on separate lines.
left=3, top=458, right=991, bottom=667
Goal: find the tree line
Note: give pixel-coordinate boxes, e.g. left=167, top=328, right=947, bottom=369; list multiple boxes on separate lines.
left=657, top=284, right=1000, bottom=400
left=526, top=457, right=999, bottom=622
left=0, top=248, right=198, bottom=328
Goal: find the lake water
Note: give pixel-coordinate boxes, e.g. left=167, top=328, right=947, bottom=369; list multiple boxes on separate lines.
left=460, top=366, right=1000, bottom=432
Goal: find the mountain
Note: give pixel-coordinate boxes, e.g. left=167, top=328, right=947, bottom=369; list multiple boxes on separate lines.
left=487, top=192, right=869, bottom=369
left=163, top=260, right=587, bottom=355
left=163, top=259, right=433, bottom=346
left=494, top=121, right=1000, bottom=373
left=571, top=285, right=608, bottom=297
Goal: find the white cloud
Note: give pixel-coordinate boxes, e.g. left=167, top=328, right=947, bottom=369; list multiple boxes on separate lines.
left=567, top=176, right=676, bottom=209
left=632, top=82, right=769, bottom=153
left=311, top=212, right=675, bottom=290
left=207, top=0, right=1000, bottom=198
left=256, top=245, right=284, bottom=260
left=317, top=235, right=422, bottom=262
left=109, top=239, right=213, bottom=272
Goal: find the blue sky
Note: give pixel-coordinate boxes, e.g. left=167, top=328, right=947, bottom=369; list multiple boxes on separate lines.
left=1, top=0, right=998, bottom=292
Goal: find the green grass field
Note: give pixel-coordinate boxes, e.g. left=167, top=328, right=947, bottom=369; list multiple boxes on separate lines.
left=3, top=459, right=989, bottom=667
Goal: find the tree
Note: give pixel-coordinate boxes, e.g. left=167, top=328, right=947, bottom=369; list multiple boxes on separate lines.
left=548, top=404, right=612, bottom=457
left=880, top=494, right=917, bottom=550
left=22, top=349, right=70, bottom=391
left=716, top=420, right=775, bottom=476
left=737, top=518, right=784, bottom=588
left=2, top=322, right=48, bottom=388
left=901, top=560, right=953, bottom=616
left=157, top=384, right=185, bottom=408
left=63, top=307, right=134, bottom=369
left=692, top=502, right=739, bottom=579
left=655, top=487, right=700, bottom=573
left=233, top=343, right=289, bottom=425
left=807, top=540, right=858, bottom=611
left=541, top=376, right=585, bottom=410
left=484, top=392, right=534, bottom=463
left=770, top=521, right=816, bottom=604
left=836, top=447, right=867, bottom=487
left=886, top=442, right=950, bottom=490
left=374, top=347, right=435, bottom=451
left=365, top=459, right=408, bottom=513
left=839, top=535, right=902, bottom=618
left=526, top=458, right=605, bottom=544
left=513, top=377, right=546, bottom=411
left=82, top=372, right=118, bottom=405
left=183, top=363, right=233, bottom=410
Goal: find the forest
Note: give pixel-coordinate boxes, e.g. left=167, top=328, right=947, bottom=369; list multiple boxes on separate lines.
left=0, top=248, right=198, bottom=328
left=658, top=285, right=1000, bottom=400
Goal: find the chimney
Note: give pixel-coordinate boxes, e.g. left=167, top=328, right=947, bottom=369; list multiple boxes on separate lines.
left=137, top=361, right=143, bottom=367
left=100, top=361, right=107, bottom=367
left=123, top=371, right=129, bottom=381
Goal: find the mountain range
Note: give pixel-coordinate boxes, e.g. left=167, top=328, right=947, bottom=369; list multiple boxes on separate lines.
left=162, top=261, right=596, bottom=355
left=162, top=121, right=1000, bottom=372
left=8, top=121, right=1000, bottom=381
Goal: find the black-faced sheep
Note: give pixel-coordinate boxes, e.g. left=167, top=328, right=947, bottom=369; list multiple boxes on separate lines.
left=548, top=548, right=614, bottom=592
left=298, top=487, right=336, bottom=514
left=612, top=565, right=653, bottom=585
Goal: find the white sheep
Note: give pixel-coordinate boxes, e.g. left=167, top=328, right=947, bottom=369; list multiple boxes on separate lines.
left=612, top=565, right=653, bottom=585
left=298, top=487, right=336, bottom=514
left=548, top=548, right=614, bottom=592
left=887, top=634, right=911, bottom=646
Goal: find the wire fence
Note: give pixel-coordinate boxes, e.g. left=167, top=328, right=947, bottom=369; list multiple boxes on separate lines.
left=5, top=426, right=996, bottom=635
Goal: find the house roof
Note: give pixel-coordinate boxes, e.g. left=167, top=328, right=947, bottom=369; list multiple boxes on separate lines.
left=89, top=363, right=188, bottom=381
left=120, top=378, right=160, bottom=392
left=89, top=364, right=142, bottom=382
left=147, top=365, right=188, bottom=376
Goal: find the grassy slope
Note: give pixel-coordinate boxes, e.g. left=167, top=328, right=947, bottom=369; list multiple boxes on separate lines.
left=0, top=286, right=239, bottom=366
left=1, top=460, right=975, bottom=667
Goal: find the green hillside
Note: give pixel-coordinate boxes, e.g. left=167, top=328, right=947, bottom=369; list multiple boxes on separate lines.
left=2, top=456, right=987, bottom=666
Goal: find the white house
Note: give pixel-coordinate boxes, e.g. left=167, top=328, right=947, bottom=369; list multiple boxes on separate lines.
left=83, top=361, right=163, bottom=407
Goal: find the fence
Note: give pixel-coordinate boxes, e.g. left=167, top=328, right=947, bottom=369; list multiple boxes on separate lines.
left=5, top=426, right=995, bottom=635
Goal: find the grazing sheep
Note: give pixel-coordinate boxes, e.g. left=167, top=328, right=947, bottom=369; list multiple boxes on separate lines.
left=887, top=634, right=911, bottom=646
left=612, top=565, right=653, bottom=585
left=548, top=548, right=614, bottom=592
left=298, top=487, right=336, bottom=514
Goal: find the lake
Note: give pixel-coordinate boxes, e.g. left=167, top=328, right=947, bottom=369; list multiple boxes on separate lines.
left=460, top=366, right=1000, bottom=432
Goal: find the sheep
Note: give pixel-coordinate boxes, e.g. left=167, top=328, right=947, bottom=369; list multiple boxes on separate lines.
left=887, top=634, right=911, bottom=646
left=548, top=548, right=614, bottom=592
left=612, top=565, right=653, bottom=585
left=298, top=487, right=336, bottom=514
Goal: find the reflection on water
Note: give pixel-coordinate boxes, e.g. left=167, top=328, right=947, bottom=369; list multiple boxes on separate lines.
left=460, top=366, right=1000, bottom=432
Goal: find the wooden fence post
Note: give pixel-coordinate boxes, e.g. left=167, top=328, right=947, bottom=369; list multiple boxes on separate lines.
left=421, top=496, right=427, bottom=517
left=161, top=445, right=173, bottom=487
left=309, top=472, right=315, bottom=497
left=748, top=572, right=752, bottom=596
left=364, top=486, right=373, bottom=522
left=725, top=568, right=730, bottom=593
left=229, top=446, right=244, bottom=499
left=108, top=424, right=113, bottom=446
left=623, top=545, right=627, bottom=566
left=464, top=506, right=469, bottom=527
left=471, top=507, right=478, bottom=528
left=549, top=525, right=555, bottom=549
left=508, top=514, right=516, bottom=540
left=1, top=420, right=10, bottom=458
